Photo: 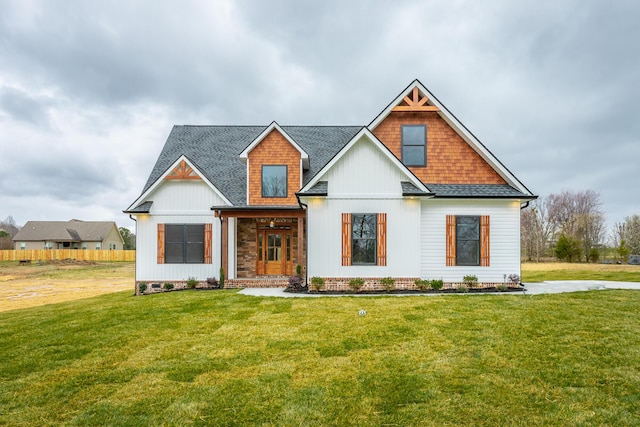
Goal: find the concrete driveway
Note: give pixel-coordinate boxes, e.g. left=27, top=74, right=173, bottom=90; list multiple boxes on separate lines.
left=239, top=281, right=640, bottom=297
left=522, top=280, right=640, bottom=294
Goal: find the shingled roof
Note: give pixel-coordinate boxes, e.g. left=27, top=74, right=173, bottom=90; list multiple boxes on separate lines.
left=13, top=220, right=119, bottom=242
left=131, top=80, right=537, bottom=208
left=139, top=125, right=362, bottom=206
left=426, top=184, right=534, bottom=199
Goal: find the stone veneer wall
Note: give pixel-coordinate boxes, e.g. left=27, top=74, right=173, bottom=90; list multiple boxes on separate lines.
left=236, top=219, right=257, bottom=278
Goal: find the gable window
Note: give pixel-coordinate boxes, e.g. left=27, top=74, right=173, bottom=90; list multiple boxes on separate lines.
left=401, top=125, right=426, bottom=167
left=446, top=215, right=490, bottom=266
left=165, top=224, right=205, bottom=263
left=262, top=165, right=287, bottom=198
left=341, top=213, right=387, bottom=266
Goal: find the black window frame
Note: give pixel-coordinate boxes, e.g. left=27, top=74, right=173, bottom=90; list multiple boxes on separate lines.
left=352, top=213, right=377, bottom=265
left=401, top=124, right=427, bottom=167
left=261, top=165, right=288, bottom=198
left=456, top=216, right=480, bottom=266
left=164, top=224, right=205, bottom=264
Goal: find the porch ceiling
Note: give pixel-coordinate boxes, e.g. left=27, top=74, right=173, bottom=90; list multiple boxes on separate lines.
left=212, top=206, right=305, bottom=219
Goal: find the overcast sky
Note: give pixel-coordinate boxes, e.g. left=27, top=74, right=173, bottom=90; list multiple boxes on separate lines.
left=1, top=0, right=638, bottom=234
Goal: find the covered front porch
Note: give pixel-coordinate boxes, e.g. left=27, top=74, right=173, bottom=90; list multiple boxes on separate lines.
left=214, top=207, right=306, bottom=287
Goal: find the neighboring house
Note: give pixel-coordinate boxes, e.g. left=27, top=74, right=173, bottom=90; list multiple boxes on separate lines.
left=13, top=220, right=124, bottom=250
left=125, top=79, right=536, bottom=290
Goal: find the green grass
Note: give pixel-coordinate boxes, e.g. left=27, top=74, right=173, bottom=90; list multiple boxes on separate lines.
left=1, top=290, right=640, bottom=426
left=522, top=262, right=640, bottom=282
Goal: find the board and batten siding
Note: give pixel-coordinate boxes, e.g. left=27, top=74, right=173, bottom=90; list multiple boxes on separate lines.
left=135, top=180, right=225, bottom=282
left=303, top=135, right=422, bottom=278
left=306, top=198, right=421, bottom=278
left=420, top=199, right=522, bottom=283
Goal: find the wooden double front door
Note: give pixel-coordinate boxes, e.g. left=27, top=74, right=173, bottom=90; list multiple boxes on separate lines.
left=256, top=228, right=293, bottom=275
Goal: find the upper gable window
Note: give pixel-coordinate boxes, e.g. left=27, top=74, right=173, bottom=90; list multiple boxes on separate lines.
left=402, top=125, right=426, bottom=167
left=262, top=165, right=288, bottom=198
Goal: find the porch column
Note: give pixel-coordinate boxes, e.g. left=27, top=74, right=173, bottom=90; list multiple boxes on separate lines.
left=221, top=216, right=228, bottom=278
left=297, top=217, right=304, bottom=274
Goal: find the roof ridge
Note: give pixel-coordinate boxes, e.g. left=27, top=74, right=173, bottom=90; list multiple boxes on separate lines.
left=172, top=124, right=363, bottom=128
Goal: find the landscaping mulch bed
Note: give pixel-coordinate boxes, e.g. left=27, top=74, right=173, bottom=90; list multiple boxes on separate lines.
left=285, top=287, right=526, bottom=295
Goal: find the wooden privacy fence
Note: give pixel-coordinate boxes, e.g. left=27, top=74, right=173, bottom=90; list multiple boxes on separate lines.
left=0, top=250, right=135, bottom=262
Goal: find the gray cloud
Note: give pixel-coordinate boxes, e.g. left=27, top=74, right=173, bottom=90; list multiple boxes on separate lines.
left=0, top=0, right=638, bottom=229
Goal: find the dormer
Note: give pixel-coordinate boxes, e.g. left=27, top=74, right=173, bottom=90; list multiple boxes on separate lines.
left=239, top=122, right=309, bottom=206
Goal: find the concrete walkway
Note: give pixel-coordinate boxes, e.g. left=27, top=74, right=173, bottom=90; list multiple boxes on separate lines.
left=238, top=281, right=640, bottom=297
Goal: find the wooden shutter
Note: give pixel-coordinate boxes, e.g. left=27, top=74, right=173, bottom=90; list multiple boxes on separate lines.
left=204, top=223, right=213, bottom=264
left=446, top=215, right=456, bottom=266
left=157, top=223, right=165, bottom=264
left=377, top=213, right=387, bottom=266
left=341, top=213, right=352, bottom=266
left=480, top=215, right=490, bottom=266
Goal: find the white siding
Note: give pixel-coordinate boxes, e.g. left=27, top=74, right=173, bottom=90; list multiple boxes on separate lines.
left=134, top=180, right=225, bottom=282
left=420, top=199, right=522, bottom=283
left=321, top=136, right=409, bottom=198
left=304, top=135, right=423, bottom=278
left=306, top=197, right=421, bottom=278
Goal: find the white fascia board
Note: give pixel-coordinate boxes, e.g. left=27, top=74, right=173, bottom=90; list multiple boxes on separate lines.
left=368, top=79, right=534, bottom=197
left=239, top=121, right=310, bottom=169
left=126, top=155, right=232, bottom=210
left=300, top=127, right=429, bottom=194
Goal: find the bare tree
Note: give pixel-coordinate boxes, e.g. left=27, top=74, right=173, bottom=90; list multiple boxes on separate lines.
left=620, top=214, right=640, bottom=255
left=0, top=216, right=21, bottom=249
left=521, top=199, right=553, bottom=262
left=545, top=190, right=605, bottom=262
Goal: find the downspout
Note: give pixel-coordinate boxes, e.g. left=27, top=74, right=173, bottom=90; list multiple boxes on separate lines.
left=295, top=193, right=309, bottom=287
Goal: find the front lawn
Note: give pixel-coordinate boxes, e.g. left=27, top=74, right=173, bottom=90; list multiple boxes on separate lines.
left=522, top=262, right=640, bottom=282
left=1, top=290, right=639, bottom=426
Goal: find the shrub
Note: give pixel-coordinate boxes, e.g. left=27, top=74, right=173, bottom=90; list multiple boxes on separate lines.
left=414, top=279, right=430, bottom=291
left=163, top=282, right=174, bottom=290
left=496, top=283, right=508, bottom=292
left=138, top=282, right=147, bottom=294
left=186, top=277, right=198, bottom=289
left=287, top=275, right=304, bottom=292
left=555, top=233, right=582, bottom=262
left=588, top=248, right=600, bottom=263
left=508, top=274, right=520, bottom=285
left=381, top=277, right=395, bottom=292
left=348, top=278, right=365, bottom=292
left=463, top=275, right=478, bottom=287
left=456, top=283, right=469, bottom=293
left=310, top=276, right=325, bottom=292
left=430, top=279, right=444, bottom=291
left=206, top=277, right=219, bottom=289
left=219, top=267, right=225, bottom=288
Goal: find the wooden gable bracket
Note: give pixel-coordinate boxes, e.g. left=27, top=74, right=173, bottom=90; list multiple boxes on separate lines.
left=165, top=160, right=201, bottom=181
left=393, top=86, right=440, bottom=112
